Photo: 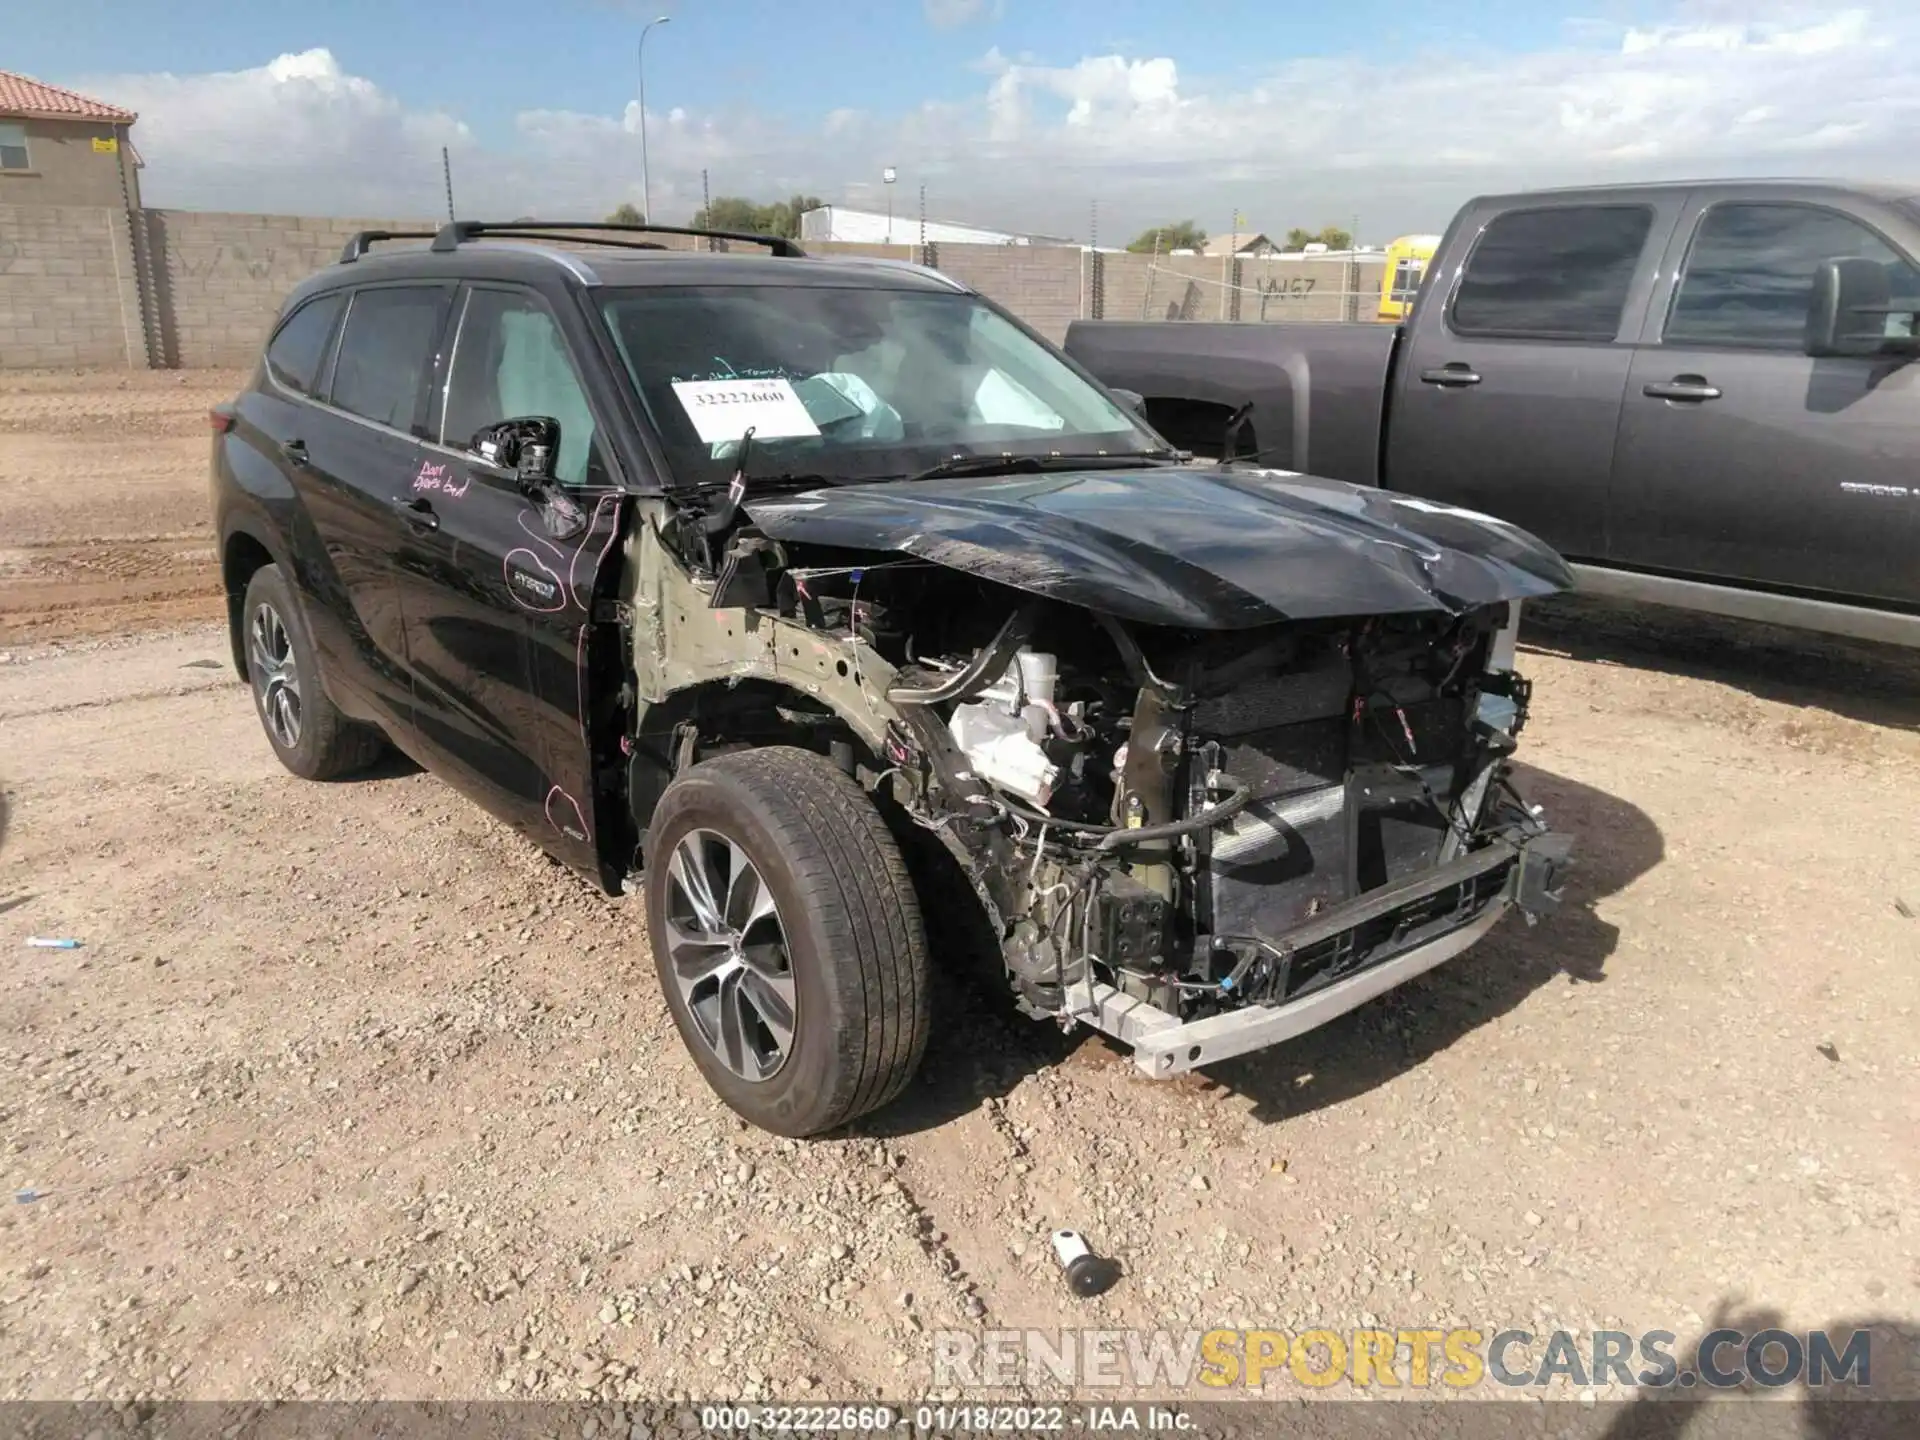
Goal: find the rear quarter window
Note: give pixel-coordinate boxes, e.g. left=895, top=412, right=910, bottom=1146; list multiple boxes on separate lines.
left=265, top=293, right=344, bottom=397
left=1450, top=205, right=1654, bottom=341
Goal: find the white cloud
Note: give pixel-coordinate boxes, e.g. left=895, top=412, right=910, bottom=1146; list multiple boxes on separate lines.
left=69, top=5, right=1920, bottom=240
left=84, top=49, right=471, bottom=217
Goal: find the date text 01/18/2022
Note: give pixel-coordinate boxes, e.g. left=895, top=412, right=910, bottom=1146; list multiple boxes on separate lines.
left=697, top=1404, right=1196, bottom=1432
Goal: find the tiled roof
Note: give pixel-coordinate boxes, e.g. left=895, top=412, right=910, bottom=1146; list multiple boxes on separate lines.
left=0, top=70, right=136, bottom=123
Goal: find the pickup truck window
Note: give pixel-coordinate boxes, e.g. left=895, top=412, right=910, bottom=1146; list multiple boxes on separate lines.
left=1450, top=205, right=1653, bottom=341
left=265, top=293, right=343, bottom=399
left=1665, top=203, right=1920, bottom=349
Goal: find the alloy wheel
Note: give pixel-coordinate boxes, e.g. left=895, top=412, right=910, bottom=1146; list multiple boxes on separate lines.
left=662, top=829, right=798, bottom=1081
left=249, top=600, right=302, bottom=751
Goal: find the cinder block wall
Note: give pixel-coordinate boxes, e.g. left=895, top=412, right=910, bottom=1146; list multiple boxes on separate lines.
left=931, top=244, right=1088, bottom=342
left=148, top=210, right=432, bottom=367
left=0, top=204, right=147, bottom=368
left=0, top=203, right=1395, bottom=372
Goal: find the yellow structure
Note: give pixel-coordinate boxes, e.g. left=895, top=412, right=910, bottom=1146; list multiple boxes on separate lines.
left=1378, top=234, right=1441, bottom=321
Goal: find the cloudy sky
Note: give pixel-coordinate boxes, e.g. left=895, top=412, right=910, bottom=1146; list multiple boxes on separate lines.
left=11, top=0, right=1918, bottom=242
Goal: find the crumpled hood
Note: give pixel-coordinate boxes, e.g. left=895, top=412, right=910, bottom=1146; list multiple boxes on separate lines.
left=745, top=465, right=1572, bottom=630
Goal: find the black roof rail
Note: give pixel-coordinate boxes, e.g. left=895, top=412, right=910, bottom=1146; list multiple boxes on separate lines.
left=338, top=229, right=441, bottom=264
left=428, top=219, right=807, bottom=259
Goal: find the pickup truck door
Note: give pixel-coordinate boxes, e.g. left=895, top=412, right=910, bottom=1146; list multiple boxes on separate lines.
left=393, top=283, right=626, bottom=878
left=1385, top=198, right=1683, bottom=561
left=1609, top=193, right=1920, bottom=605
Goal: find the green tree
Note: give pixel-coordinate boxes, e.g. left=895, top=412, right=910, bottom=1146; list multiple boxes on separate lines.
left=1283, top=225, right=1353, bottom=252
left=689, top=194, right=827, bottom=239
left=606, top=202, right=645, bottom=225
left=764, top=193, right=826, bottom=239
left=692, top=196, right=773, bottom=233
left=1128, top=221, right=1207, bottom=253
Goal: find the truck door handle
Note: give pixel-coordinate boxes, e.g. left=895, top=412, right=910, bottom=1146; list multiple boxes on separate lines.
left=1643, top=376, right=1722, bottom=402
left=392, top=495, right=440, bottom=531
left=1419, top=365, right=1482, bottom=387
left=279, top=438, right=310, bottom=466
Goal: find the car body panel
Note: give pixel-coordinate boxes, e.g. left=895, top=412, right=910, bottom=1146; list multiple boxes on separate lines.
left=227, top=372, right=419, bottom=731
left=746, top=465, right=1571, bottom=630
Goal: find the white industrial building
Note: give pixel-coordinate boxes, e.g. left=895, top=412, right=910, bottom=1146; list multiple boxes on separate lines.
left=799, top=205, right=1073, bottom=247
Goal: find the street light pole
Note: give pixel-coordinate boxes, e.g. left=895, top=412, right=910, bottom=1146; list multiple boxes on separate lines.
left=637, top=14, right=671, bottom=221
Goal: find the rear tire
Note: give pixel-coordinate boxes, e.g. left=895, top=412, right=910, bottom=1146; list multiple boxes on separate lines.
left=644, top=747, right=932, bottom=1137
left=241, top=563, right=385, bottom=781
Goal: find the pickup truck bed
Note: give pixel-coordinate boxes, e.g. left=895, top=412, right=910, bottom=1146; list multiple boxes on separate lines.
left=1063, top=320, right=1398, bottom=483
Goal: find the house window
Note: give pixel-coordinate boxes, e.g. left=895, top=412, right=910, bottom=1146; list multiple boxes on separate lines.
left=0, top=123, right=29, bottom=171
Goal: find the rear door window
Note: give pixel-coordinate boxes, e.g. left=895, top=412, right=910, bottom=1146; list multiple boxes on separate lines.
left=1450, top=205, right=1654, bottom=340
left=1665, top=203, right=1920, bottom=349
left=265, top=293, right=343, bottom=397
left=327, top=286, right=452, bottom=433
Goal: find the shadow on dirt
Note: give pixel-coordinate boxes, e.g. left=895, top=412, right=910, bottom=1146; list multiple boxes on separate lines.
left=1207, top=762, right=1660, bottom=1125
left=1522, top=593, right=1920, bottom=733
left=340, top=747, right=423, bottom=783
left=1588, top=1298, right=1916, bottom=1440
left=854, top=814, right=1080, bottom=1141
left=0, top=787, right=29, bottom=917
left=859, top=761, right=1662, bottom=1139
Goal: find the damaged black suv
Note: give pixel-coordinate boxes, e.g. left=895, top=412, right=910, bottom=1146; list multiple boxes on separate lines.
left=211, top=219, right=1573, bottom=1136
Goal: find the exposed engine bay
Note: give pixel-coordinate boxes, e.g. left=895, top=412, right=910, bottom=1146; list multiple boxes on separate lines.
left=627, top=465, right=1574, bottom=1076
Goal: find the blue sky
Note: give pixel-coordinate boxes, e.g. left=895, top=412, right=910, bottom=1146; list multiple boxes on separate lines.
left=17, top=0, right=1633, bottom=133
left=14, top=1, right=1916, bottom=238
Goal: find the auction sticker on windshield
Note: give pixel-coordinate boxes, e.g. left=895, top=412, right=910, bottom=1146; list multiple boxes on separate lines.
left=671, top=378, right=822, bottom=444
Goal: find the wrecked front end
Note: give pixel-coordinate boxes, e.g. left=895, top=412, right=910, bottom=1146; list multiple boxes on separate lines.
left=670, top=467, right=1577, bottom=1076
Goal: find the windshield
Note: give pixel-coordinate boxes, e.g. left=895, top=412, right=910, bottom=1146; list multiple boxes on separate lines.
left=598, top=284, right=1162, bottom=486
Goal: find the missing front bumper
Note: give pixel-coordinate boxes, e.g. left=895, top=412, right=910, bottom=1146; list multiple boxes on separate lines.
left=1065, top=829, right=1571, bottom=1078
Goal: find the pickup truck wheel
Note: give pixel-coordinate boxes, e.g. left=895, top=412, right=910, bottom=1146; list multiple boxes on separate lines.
left=241, top=564, right=385, bottom=781
left=644, top=747, right=931, bottom=1137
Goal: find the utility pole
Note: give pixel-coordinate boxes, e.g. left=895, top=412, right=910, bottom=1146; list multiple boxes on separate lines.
left=637, top=14, right=671, bottom=221
left=441, top=147, right=455, bottom=223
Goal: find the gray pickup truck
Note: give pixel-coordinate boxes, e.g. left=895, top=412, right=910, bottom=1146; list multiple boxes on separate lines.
left=1066, top=179, right=1920, bottom=647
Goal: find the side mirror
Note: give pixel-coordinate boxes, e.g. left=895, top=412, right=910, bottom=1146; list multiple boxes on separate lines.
left=1109, top=387, right=1148, bottom=417
left=1806, top=258, right=1896, bottom=358
left=470, top=416, right=561, bottom=486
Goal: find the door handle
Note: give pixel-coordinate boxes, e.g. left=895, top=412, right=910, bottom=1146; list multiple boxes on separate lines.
left=279, top=438, right=310, bottom=466
left=1419, top=365, right=1482, bottom=387
left=1643, top=376, right=1722, bottom=402
left=391, top=495, right=440, bottom=531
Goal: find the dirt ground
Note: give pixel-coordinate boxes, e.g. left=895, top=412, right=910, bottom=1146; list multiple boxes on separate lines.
left=1, top=368, right=1917, bottom=1411
left=0, top=367, right=245, bottom=646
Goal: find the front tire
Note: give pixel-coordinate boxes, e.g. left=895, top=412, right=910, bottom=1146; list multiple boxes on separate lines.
left=241, top=564, right=385, bottom=781
left=644, top=747, right=932, bottom=1137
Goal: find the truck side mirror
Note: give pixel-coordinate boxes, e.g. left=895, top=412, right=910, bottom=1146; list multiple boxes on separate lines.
left=1805, top=258, right=1895, bottom=358
left=470, top=416, right=561, bottom=487
left=1109, top=387, right=1147, bottom=417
